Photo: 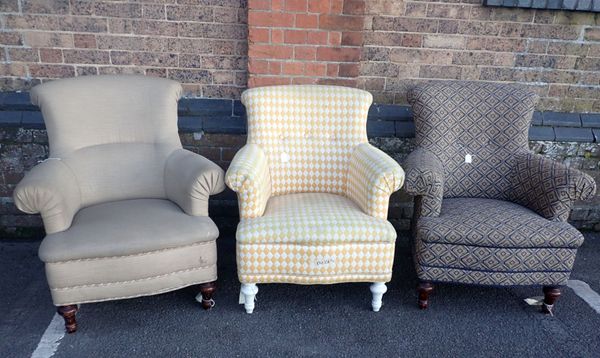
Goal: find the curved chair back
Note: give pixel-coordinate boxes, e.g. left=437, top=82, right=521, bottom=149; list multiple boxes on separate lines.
left=241, top=85, right=372, bottom=195
left=408, top=81, right=537, bottom=199
left=31, top=75, right=183, bottom=206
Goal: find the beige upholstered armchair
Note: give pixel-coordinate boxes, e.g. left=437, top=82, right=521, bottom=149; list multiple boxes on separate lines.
left=226, top=85, right=405, bottom=313
left=404, top=81, right=596, bottom=313
left=13, top=75, right=225, bottom=333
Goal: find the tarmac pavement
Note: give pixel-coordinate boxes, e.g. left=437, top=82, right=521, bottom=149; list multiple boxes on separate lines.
left=1, top=227, right=600, bottom=357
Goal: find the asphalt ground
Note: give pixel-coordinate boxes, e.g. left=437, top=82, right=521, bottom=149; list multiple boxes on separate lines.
left=1, top=227, right=600, bottom=357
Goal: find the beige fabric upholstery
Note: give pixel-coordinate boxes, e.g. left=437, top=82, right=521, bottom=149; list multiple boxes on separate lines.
left=13, top=75, right=224, bottom=305
left=13, top=159, right=81, bottom=234
left=43, top=199, right=218, bottom=306
left=39, top=199, right=219, bottom=262
left=46, top=241, right=217, bottom=306
left=165, top=148, right=226, bottom=217
left=227, top=85, right=404, bottom=285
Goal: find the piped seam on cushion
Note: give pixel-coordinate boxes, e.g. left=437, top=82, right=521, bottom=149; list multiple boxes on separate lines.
left=417, top=263, right=573, bottom=274
left=417, top=240, right=582, bottom=250
left=46, top=240, right=215, bottom=264
left=53, top=278, right=216, bottom=306
left=50, top=264, right=216, bottom=290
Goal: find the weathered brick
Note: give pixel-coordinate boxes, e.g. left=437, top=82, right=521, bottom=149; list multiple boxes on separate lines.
left=166, top=5, right=213, bottom=21
left=320, top=15, right=363, bottom=31
left=0, top=0, right=19, bottom=12
left=28, top=64, right=75, bottom=78
left=426, top=4, right=470, bottom=19
left=8, top=48, right=39, bottom=62
left=23, top=32, right=73, bottom=48
left=423, top=35, right=465, bottom=49
left=168, top=69, right=213, bottom=83
left=22, top=0, right=70, bottom=14
left=73, top=34, right=97, bottom=49
left=111, top=51, right=178, bottom=67
left=39, top=49, right=63, bottom=63
left=316, top=47, right=361, bottom=62
left=341, top=32, right=363, bottom=46
left=584, top=28, right=600, bottom=41
left=419, top=65, right=462, bottom=79
left=63, top=49, right=109, bottom=64
left=390, top=48, right=453, bottom=65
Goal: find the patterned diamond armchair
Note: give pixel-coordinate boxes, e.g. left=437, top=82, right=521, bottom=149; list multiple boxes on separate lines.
left=405, top=81, right=596, bottom=313
left=13, top=75, right=225, bottom=333
left=226, top=85, right=405, bottom=313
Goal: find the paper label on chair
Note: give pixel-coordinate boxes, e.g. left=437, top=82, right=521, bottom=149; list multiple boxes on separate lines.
left=281, top=152, right=290, bottom=163
left=464, top=154, right=473, bottom=163
left=239, top=290, right=245, bottom=304
left=310, top=256, right=336, bottom=269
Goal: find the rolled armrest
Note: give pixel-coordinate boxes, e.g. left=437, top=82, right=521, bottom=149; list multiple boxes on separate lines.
left=164, top=149, right=225, bottom=217
left=511, top=152, right=596, bottom=221
left=13, top=159, right=81, bottom=234
left=402, top=148, right=444, bottom=218
left=225, top=144, right=272, bottom=219
left=346, top=143, right=405, bottom=219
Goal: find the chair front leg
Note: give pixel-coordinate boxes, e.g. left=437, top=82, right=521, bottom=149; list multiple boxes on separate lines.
left=240, top=283, right=258, bottom=314
left=198, top=281, right=217, bottom=309
left=57, top=305, right=78, bottom=334
left=370, top=282, right=387, bottom=312
left=542, top=286, right=561, bottom=315
left=417, top=281, right=434, bottom=309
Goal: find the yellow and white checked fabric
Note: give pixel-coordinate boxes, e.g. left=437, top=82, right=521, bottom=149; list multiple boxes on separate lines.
left=227, top=85, right=404, bottom=285
left=241, top=85, right=372, bottom=195
left=346, top=143, right=405, bottom=219
left=225, top=144, right=272, bottom=218
left=237, top=243, right=395, bottom=284
left=237, top=193, right=397, bottom=245
left=237, top=193, right=396, bottom=284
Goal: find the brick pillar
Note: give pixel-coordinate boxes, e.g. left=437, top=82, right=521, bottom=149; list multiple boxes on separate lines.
left=247, top=0, right=365, bottom=88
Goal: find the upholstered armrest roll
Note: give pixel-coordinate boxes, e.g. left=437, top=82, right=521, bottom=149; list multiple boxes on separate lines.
left=346, top=143, right=405, bottom=219
left=225, top=144, right=272, bottom=219
left=402, top=148, right=444, bottom=217
left=13, top=159, right=81, bottom=234
left=165, top=149, right=225, bottom=217
left=510, top=152, right=596, bottom=222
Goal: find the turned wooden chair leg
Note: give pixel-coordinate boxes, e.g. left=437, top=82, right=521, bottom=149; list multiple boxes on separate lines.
left=417, top=281, right=434, bottom=310
left=198, top=281, right=217, bottom=309
left=57, top=305, right=78, bottom=334
left=542, top=286, right=561, bottom=315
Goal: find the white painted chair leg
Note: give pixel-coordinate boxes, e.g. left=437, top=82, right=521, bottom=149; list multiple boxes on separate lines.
left=240, top=283, right=258, bottom=314
left=370, top=282, right=387, bottom=312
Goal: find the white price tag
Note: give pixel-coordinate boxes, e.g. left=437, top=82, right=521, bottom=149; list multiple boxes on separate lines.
left=465, top=154, right=473, bottom=163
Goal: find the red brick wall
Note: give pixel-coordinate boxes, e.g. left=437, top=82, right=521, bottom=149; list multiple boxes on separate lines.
left=247, top=0, right=365, bottom=87
left=0, top=0, right=247, bottom=98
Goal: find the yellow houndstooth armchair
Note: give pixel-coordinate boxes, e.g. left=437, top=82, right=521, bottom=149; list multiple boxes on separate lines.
left=226, top=85, right=405, bottom=313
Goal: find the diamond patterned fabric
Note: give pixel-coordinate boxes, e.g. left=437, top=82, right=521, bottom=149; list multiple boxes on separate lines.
left=408, top=81, right=536, bottom=199
left=229, top=85, right=404, bottom=285
left=406, top=81, right=595, bottom=286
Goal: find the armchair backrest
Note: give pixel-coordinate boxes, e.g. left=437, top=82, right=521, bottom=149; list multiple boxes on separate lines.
left=31, top=75, right=183, bottom=206
left=242, top=85, right=372, bottom=195
left=408, top=81, right=537, bottom=199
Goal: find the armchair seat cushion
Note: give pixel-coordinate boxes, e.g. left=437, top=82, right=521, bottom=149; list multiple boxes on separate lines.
left=39, top=199, right=219, bottom=305
left=236, top=193, right=397, bottom=245
left=417, top=198, right=583, bottom=249
left=40, top=199, right=219, bottom=263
